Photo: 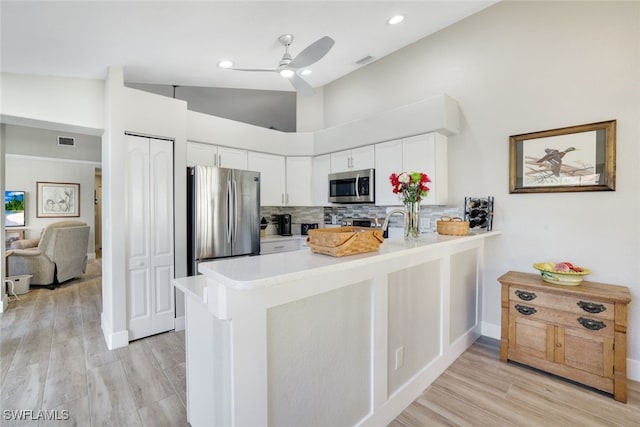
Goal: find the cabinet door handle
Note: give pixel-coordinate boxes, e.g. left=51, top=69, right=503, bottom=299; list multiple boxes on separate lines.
left=515, top=290, right=537, bottom=301
left=218, top=154, right=222, bottom=166
left=577, top=301, right=606, bottom=314
left=514, top=304, right=537, bottom=316
left=577, top=317, right=606, bottom=331
left=281, top=194, right=284, bottom=204
left=274, top=245, right=285, bottom=249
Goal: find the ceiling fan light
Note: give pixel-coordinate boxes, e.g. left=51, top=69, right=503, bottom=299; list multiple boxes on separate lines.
left=218, top=60, right=233, bottom=68
left=280, top=69, right=295, bottom=78
left=300, top=69, right=312, bottom=76
left=388, top=15, right=404, bottom=25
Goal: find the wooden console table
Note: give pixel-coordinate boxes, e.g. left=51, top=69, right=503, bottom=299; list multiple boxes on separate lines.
left=499, top=271, right=631, bottom=402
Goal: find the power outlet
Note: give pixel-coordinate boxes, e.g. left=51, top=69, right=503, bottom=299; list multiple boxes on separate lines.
left=420, top=217, right=430, bottom=231
left=395, top=346, right=404, bottom=370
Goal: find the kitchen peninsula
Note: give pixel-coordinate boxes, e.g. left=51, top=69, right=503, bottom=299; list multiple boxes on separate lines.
left=174, top=231, right=500, bottom=427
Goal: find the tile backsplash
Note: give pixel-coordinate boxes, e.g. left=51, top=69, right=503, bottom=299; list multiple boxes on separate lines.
left=261, top=204, right=465, bottom=235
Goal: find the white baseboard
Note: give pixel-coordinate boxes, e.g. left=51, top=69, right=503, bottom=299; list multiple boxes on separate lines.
left=627, top=357, right=640, bottom=382
left=480, top=321, right=640, bottom=382
left=0, top=293, right=7, bottom=312
left=101, top=312, right=129, bottom=350
left=174, top=315, right=185, bottom=331
left=481, top=321, right=500, bottom=340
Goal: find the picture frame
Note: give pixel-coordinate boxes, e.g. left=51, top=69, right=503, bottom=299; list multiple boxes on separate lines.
left=36, top=181, right=80, bottom=217
left=509, top=120, right=616, bottom=193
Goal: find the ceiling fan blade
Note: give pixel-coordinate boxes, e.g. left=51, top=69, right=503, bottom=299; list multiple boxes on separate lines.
left=289, top=74, right=314, bottom=96
left=288, top=36, right=335, bottom=69
left=227, top=67, right=278, bottom=72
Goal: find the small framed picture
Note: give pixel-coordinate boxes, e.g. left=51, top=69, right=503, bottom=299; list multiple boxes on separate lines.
left=36, top=181, right=80, bottom=217
left=509, top=120, right=616, bottom=193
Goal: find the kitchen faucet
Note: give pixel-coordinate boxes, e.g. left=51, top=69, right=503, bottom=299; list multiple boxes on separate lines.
left=382, top=208, right=406, bottom=231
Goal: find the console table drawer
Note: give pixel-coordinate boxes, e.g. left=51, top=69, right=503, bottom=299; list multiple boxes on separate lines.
left=510, top=288, right=614, bottom=320
left=509, top=303, right=613, bottom=336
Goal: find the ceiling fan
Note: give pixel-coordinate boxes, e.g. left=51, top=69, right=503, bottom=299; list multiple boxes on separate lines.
left=220, top=34, right=335, bottom=96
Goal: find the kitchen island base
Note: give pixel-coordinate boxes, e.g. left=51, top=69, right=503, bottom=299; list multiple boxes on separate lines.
left=174, top=232, right=500, bottom=426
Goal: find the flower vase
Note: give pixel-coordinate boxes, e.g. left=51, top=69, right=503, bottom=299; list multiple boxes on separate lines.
left=404, top=201, right=420, bottom=240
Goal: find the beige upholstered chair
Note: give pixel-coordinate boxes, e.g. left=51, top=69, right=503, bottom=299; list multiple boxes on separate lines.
left=8, top=221, right=90, bottom=288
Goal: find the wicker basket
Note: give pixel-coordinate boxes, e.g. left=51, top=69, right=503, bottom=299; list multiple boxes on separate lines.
left=307, top=226, right=384, bottom=257
left=436, top=217, right=470, bottom=236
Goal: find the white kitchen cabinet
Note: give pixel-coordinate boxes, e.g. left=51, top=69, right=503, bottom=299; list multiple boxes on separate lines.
left=330, top=145, right=375, bottom=173
left=126, top=134, right=175, bottom=340
left=312, top=154, right=331, bottom=206
left=248, top=151, right=286, bottom=206
left=187, top=141, right=247, bottom=170
left=402, top=133, right=447, bottom=205
left=260, top=239, right=301, bottom=255
left=375, top=133, right=448, bottom=206
left=374, top=139, right=403, bottom=206
left=285, top=157, right=312, bottom=206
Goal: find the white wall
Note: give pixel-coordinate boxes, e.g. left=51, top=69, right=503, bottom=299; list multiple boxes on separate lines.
left=0, top=73, right=104, bottom=135
left=102, top=67, right=189, bottom=348
left=320, top=1, right=640, bottom=365
left=4, top=124, right=101, bottom=256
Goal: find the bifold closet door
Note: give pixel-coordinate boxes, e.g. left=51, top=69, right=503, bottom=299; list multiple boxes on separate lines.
left=126, top=134, right=175, bottom=340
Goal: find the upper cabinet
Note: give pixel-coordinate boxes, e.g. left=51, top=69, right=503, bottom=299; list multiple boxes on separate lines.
left=312, top=154, right=331, bottom=206
left=285, top=157, right=313, bottom=206
left=248, top=152, right=286, bottom=206
left=187, top=142, right=248, bottom=170
left=374, top=139, right=403, bottom=206
left=375, top=133, right=448, bottom=206
left=247, top=153, right=313, bottom=207
left=330, top=145, right=375, bottom=173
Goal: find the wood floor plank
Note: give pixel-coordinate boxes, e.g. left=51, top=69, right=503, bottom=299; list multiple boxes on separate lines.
left=162, top=361, right=187, bottom=408
left=87, top=360, right=141, bottom=427
left=0, top=362, right=48, bottom=426
left=118, top=339, right=174, bottom=409
left=38, top=395, right=90, bottom=427
left=42, top=336, right=87, bottom=410
left=145, top=330, right=185, bottom=370
left=393, top=400, right=457, bottom=427
left=82, top=322, right=119, bottom=370
left=51, top=305, right=83, bottom=344
left=137, top=394, right=189, bottom=427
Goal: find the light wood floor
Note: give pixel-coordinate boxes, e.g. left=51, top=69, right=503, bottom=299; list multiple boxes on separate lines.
left=1, top=259, right=188, bottom=426
left=2, top=261, right=639, bottom=426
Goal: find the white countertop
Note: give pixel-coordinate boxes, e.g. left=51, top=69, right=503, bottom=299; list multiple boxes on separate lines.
left=198, top=231, right=501, bottom=291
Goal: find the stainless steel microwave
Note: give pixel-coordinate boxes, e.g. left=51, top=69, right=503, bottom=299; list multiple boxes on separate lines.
left=328, top=168, right=375, bottom=203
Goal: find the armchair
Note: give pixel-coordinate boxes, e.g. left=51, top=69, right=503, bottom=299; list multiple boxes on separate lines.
left=8, top=221, right=90, bottom=289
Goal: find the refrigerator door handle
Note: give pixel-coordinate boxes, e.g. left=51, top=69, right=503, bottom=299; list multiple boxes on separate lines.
left=226, top=177, right=233, bottom=243
left=232, top=178, right=239, bottom=243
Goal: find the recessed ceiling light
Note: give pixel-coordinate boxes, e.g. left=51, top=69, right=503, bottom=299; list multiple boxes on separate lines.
left=280, top=69, right=295, bottom=78
left=218, top=60, right=233, bottom=68
left=388, top=15, right=404, bottom=25
left=300, top=69, right=312, bottom=76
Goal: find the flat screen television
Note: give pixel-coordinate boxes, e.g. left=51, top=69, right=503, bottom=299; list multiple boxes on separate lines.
left=5, top=190, right=25, bottom=227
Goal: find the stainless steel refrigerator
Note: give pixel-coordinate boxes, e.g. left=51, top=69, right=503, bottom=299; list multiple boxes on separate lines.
left=187, top=165, right=260, bottom=275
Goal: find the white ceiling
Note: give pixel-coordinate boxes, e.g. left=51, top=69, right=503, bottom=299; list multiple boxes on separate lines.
left=1, top=1, right=496, bottom=93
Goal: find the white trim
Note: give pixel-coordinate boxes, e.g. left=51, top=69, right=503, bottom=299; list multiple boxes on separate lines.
left=0, top=292, right=7, bottom=312
left=6, top=153, right=101, bottom=166
left=627, top=358, right=640, bottom=382
left=174, top=315, right=185, bottom=331
left=481, top=321, right=501, bottom=340
left=101, top=312, right=129, bottom=350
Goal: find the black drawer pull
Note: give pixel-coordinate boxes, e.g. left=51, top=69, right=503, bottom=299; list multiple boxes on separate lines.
left=577, top=317, right=606, bottom=331
left=577, top=301, right=606, bottom=314
left=515, top=290, right=537, bottom=301
left=515, top=304, right=537, bottom=316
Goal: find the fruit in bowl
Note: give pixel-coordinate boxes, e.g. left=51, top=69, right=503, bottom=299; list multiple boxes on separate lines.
left=533, top=261, right=591, bottom=286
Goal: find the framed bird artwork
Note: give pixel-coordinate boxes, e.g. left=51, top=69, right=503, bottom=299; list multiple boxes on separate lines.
left=509, top=120, right=616, bottom=193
